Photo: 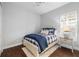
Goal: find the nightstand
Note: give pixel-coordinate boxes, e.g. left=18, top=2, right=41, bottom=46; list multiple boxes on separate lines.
left=58, top=36, right=74, bottom=53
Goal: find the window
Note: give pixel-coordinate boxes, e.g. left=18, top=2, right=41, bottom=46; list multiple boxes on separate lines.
left=60, top=11, right=77, bottom=41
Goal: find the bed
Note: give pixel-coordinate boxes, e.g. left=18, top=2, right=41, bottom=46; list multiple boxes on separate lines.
left=22, top=28, right=59, bottom=57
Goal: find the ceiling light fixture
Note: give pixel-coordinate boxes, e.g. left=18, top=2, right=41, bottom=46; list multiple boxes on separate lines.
left=35, top=2, right=45, bottom=6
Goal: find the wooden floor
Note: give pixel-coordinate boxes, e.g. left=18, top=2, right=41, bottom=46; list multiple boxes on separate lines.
left=1, top=45, right=79, bottom=57
left=1, top=45, right=26, bottom=57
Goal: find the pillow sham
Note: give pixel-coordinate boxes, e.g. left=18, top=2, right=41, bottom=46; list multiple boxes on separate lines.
left=41, top=30, right=49, bottom=35
left=41, top=27, right=56, bottom=35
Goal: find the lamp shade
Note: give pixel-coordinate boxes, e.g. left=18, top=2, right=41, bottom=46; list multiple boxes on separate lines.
left=63, top=26, right=70, bottom=32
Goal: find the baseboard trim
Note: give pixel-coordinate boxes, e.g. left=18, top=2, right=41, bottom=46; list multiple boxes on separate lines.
left=3, top=42, right=22, bottom=49
left=74, top=46, right=79, bottom=51
left=61, top=44, right=79, bottom=51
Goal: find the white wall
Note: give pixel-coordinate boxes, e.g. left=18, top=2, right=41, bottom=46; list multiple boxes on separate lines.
left=2, top=3, right=41, bottom=49
left=0, top=4, right=2, bottom=52
left=41, top=2, right=79, bottom=50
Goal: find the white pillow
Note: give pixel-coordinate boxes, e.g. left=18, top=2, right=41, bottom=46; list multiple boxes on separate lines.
left=41, top=30, right=49, bottom=35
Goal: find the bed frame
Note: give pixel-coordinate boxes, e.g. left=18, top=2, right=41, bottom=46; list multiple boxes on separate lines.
left=22, top=39, right=59, bottom=57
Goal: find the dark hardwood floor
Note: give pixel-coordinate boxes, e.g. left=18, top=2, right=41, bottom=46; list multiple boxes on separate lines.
left=49, top=47, right=79, bottom=57
left=1, top=45, right=79, bottom=57
left=1, top=45, right=26, bottom=57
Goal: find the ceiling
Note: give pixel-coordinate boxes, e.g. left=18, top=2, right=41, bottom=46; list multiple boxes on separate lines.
left=3, top=2, right=69, bottom=15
